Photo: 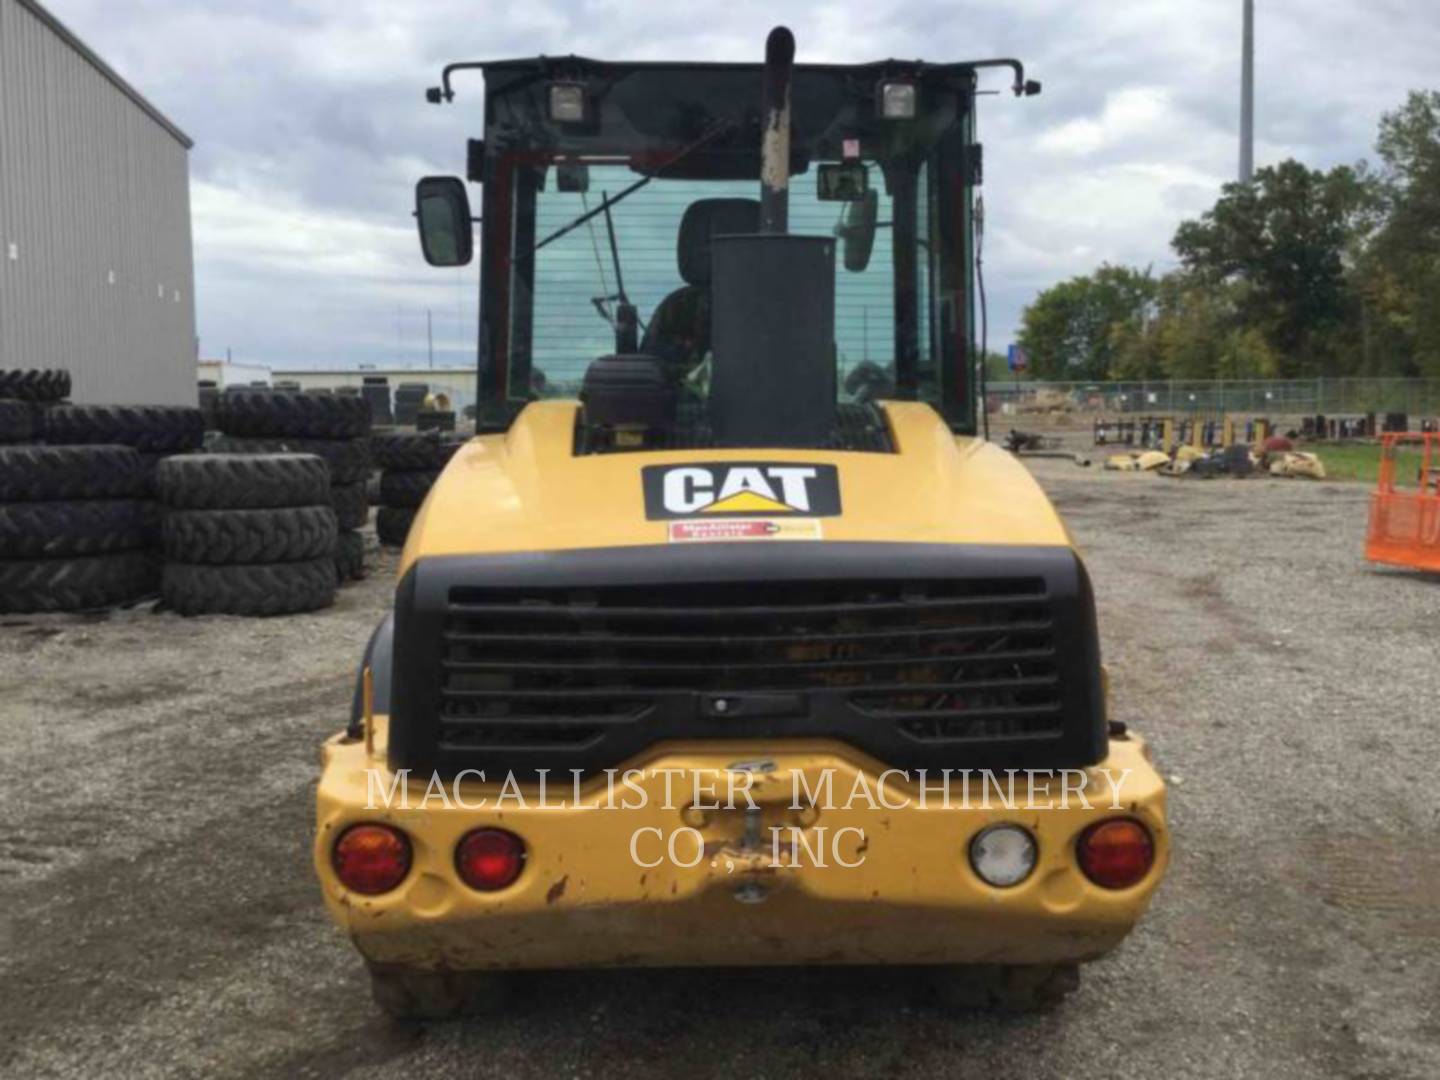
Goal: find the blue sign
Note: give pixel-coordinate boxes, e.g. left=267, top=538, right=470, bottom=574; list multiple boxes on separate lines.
left=1007, top=344, right=1028, bottom=372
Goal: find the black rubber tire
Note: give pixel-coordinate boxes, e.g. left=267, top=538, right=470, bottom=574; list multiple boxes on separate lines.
left=366, top=963, right=508, bottom=1020
left=380, top=469, right=440, bottom=509
left=162, top=506, right=338, bottom=565
left=41, top=404, right=205, bottom=453
left=136, top=451, right=196, bottom=498
left=373, top=432, right=463, bottom=471
left=0, top=551, right=156, bottom=613
left=208, top=435, right=372, bottom=485
left=0, top=445, right=146, bottom=502
left=0, top=369, right=71, bottom=404
left=335, top=529, right=366, bottom=582
left=0, top=399, right=35, bottom=444
left=376, top=506, right=416, bottom=547
left=331, top=481, right=368, bottom=530
left=930, top=964, right=1080, bottom=1012
left=156, top=453, right=330, bottom=511
left=216, top=390, right=371, bottom=439
left=0, top=499, right=147, bottom=558
left=162, top=558, right=337, bottom=616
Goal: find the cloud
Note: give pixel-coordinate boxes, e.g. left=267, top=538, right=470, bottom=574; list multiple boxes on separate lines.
left=40, top=0, right=1440, bottom=367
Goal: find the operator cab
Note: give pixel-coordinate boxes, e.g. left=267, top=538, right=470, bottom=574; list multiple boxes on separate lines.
left=415, top=50, right=1039, bottom=447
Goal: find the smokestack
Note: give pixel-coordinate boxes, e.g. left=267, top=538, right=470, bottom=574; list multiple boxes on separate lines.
left=759, top=26, right=795, bottom=233
left=1240, top=0, right=1255, bottom=183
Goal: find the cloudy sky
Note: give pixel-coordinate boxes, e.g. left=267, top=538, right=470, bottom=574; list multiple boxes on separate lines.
left=45, top=0, right=1440, bottom=370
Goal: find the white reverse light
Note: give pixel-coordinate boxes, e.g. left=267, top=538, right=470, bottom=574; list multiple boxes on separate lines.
left=969, top=824, right=1037, bottom=888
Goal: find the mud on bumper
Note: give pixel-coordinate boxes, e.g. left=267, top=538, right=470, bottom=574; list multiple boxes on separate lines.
left=315, top=728, right=1167, bottom=971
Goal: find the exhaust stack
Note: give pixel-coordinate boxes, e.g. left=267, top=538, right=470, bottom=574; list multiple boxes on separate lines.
left=709, top=25, right=837, bottom=449
left=759, top=26, right=795, bottom=234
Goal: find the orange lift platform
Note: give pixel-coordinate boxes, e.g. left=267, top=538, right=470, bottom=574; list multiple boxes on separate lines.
left=1366, top=433, right=1440, bottom=573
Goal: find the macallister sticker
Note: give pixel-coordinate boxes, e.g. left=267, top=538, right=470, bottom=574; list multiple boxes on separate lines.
left=668, top=519, right=824, bottom=543
left=642, top=462, right=842, bottom=520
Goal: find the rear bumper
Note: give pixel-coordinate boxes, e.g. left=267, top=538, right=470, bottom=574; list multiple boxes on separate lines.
left=315, top=728, right=1167, bottom=970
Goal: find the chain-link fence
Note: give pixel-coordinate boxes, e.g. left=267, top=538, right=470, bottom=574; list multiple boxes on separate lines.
left=987, top=378, right=1440, bottom=417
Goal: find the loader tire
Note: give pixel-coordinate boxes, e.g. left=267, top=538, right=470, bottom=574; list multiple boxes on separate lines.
left=0, top=445, right=146, bottom=502
left=162, top=506, right=338, bottom=564
left=366, top=963, right=508, bottom=1021
left=136, top=451, right=196, bottom=498
left=0, top=368, right=70, bottom=404
left=330, top=481, right=368, bottom=530
left=208, top=434, right=372, bottom=485
left=930, top=964, right=1080, bottom=1013
left=156, top=453, right=330, bottom=511
left=334, top=529, right=365, bottom=582
left=162, top=558, right=337, bottom=616
left=375, top=506, right=415, bottom=547
left=0, top=499, right=147, bottom=559
left=0, top=399, right=35, bottom=443
left=40, top=404, right=205, bottom=452
left=380, top=469, right=440, bottom=509
left=373, top=432, right=463, bottom=471
left=0, top=551, right=156, bottom=613
left=216, top=390, right=370, bottom=439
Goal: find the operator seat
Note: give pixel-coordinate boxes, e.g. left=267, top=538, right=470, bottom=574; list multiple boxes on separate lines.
left=642, top=197, right=760, bottom=374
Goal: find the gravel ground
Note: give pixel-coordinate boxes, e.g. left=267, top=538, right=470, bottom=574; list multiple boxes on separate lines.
left=1, top=465, right=1437, bottom=1079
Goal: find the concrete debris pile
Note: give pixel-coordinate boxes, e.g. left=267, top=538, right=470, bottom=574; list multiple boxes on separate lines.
left=1103, top=442, right=1324, bottom=480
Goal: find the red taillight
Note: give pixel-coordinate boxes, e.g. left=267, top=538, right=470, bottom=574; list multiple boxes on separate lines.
left=1077, top=818, right=1154, bottom=889
left=455, top=828, right=526, bottom=892
left=332, top=824, right=412, bottom=895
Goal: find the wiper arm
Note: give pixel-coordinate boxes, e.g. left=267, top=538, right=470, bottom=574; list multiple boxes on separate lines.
left=520, top=122, right=733, bottom=260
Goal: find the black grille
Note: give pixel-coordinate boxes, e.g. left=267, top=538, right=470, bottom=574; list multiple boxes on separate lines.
left=390, top=544, right=1106, bottom=776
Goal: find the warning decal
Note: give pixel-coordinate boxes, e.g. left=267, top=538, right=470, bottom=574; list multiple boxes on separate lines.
left=667, top=518, right=824, bottom=543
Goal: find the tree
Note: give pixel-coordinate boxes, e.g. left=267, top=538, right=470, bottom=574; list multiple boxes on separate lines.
left=1017, top=265, right=1157, bottom=380
left=1171, top=160, right=1369, bottom=375
left=1364, top=91, right=1440, bottom=375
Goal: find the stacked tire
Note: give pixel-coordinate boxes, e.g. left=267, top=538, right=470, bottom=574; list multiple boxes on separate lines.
left=157, top=454, right=337, bottom=616
left=39, top=403, right=206, bottom=488
left=211, top=390, right=371, bottom=585
left=394, top=383, right=428, bottom=426
left=0, top=445, right=156, bottom=613
left=1, top=367, right=71, bottom=404
left=374, top=432, right=463, bottom=547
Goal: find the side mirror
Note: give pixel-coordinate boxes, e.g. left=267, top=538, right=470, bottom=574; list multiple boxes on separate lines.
left=415, top=176, right=473, bottom=267
left=836, top=188, right=879, bottom=272
left=817, top=162, right=869, bottom=202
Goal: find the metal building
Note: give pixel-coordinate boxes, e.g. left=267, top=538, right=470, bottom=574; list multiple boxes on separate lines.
left=0, top=0, right=196, bottom=405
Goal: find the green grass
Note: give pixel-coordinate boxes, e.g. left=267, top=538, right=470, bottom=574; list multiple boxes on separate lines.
left=1309, top=441, right=1428, bottom=485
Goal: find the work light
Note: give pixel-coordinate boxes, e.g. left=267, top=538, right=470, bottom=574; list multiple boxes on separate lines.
left=549, top=82, right=587, bottom=123
left=879, top=80, right=917, bottom=119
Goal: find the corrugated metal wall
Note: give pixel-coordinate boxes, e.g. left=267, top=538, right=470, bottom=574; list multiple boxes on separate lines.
left=0, top=0, right=196, bottom=405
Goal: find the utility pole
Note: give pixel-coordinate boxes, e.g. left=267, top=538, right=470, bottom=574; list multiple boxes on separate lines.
left=1240, top=0, right=1255, bottom=183
left=426, top=309, right=435, bottom=369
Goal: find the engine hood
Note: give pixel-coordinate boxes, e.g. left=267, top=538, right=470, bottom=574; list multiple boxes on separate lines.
left=397, top=401, right=1072, bottom=575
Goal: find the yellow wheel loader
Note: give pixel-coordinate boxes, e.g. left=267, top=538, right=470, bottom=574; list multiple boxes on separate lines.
left=315, top=27, right=1167, bottom=1019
